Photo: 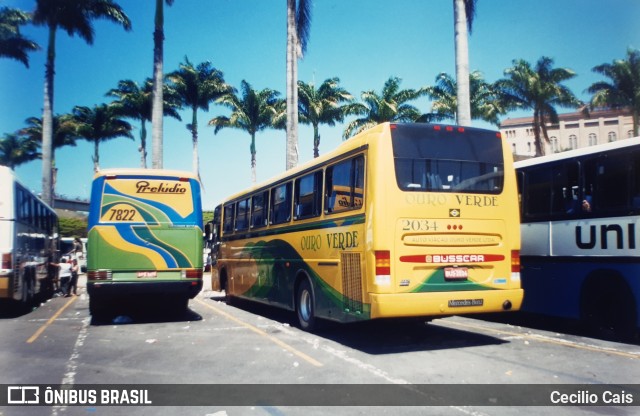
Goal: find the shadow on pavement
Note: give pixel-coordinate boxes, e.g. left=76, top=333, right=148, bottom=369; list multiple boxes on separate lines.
left=90, top=298, right=203, bottom=326
left=210, top=295, right=508, bottom=354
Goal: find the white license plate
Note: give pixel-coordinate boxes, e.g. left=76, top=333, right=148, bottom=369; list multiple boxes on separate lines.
left=444, top=267, right=468, bottom=280
left=137, top=271, right=157, bottom=278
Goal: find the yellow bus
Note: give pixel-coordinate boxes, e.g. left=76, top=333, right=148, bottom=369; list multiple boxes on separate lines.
left=210, top=123, right=523, bottom=330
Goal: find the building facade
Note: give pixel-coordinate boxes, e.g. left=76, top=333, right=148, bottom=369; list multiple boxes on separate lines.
left=500, top=108, right=635, bottom=158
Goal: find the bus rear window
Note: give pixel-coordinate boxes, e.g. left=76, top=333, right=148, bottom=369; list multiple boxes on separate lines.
left=392, top=125, right=504, bottom=194
left=98, top=177, right=197, bottom=225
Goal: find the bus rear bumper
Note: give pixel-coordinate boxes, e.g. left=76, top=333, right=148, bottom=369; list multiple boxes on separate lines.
left=369, top=289, right=524, bottom=319
left=87, top=280, right=203, bottom=299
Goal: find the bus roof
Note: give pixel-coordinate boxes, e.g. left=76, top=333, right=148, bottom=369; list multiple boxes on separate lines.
left=514, top=136, right=640, bottom=169
left=93, top=168, right=200, bottom=181
left=219, top=123, right=385, bottom=204
left=0, top=165, right=56, bottom=214
left=218, top=122, right=502, bottom=205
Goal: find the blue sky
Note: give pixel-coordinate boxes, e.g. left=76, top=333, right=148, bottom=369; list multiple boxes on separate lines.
left=1, top=0, right=639, bottom=210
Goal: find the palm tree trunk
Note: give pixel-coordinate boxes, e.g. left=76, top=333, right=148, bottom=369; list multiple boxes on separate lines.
left=454, top=0, right=472, bottom=127
left=151, top=0, right=165, bottom=169
left=533, top=108, right=545, bottom=156
left=313, top=123, right=320, bottom=158
left=191, top=109, right=199, bottom=177
left=41, top=26, right=56, bottom=207
left=140, top=120, right=147, bottom=168
left=93, top=140, right=100, bottom=172
left=285, top=0, right=299, bottom=170
left=250, top=132, right=257, bottom=184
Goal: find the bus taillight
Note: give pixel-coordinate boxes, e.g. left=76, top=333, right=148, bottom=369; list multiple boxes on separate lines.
left=511, top=250, right=521, bottom=279
left=88, top=270, right=112, bottom=281
left=1, top=253, right=11, bottom=269
left=375, top=250, right=391, bottom=276
left=182, top=269, right=202, bottom=279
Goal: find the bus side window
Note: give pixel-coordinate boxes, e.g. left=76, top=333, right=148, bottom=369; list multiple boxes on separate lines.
left=251, top=191, right=268, bottom=228
left=235, top=198, right=249, bottom=231
left=294, top=171, right=322, bottom=220
left=632, top=150, right=640, bottom=210
left=551, top=161, right=579, bottom=215
left=270, top=182, right=292, bottom=225
left=223, top=203, right=235, bottom=234
left=325, top=157, right=356, bottom=214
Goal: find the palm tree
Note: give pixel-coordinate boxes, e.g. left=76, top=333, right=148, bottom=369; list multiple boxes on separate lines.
left=70, top=104, right=133, bottom=172
left=151, top=0, right=175, bottom=169
left=32, top=0, right=131, bottom=206
left=107, top=78, right=182, bottom=168
left=286, top=0, right=313, bottom=170
left=0, top=133, right=40, bottom=169
left=297, top=77, right=353, bottom=157
left=209, top=80, right=281, bottom=184
left=20, top=114, right=79, bottom=196
left=20, top=114, right=79, bottom=152
left=453, top=0, right=476, bottom=126
left=167, top=57, right=235, bottom=177
left=428, top=71, right=505, bottom=126
left=0, top=6, right=39, bottom=67
left=587, top=49, right=640, bottom=137
left=496, top=57, right=581, bottom=156
left=342, top=77, right=428, bottom=139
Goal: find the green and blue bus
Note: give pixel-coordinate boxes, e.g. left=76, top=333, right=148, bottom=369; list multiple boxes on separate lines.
left=87, top=169, right=203, bottom=315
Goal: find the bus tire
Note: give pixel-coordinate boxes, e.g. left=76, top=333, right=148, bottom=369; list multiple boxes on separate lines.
left=296, top=279, right=316, bottom=332
left=581, top=275, right=637, bottom=342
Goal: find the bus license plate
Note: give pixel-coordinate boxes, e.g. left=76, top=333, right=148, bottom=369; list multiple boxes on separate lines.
left=444, top=267, right=468, bottom=280
left=137, top=271, right=157, bottom=278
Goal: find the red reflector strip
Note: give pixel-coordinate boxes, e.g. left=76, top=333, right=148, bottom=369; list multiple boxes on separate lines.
left=400, top=254, right=505, bottom=263
left=88, top=270, right=112, bottom=280
left=184, top=269, right=202, bottom=279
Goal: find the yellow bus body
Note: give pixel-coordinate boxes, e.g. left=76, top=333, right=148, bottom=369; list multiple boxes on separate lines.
left=212, top=123, right=522, bottom=328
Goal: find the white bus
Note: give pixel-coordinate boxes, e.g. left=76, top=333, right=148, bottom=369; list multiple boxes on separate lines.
left=0, top=166, right=60, bottom=306
left=515, top=137, right=640, bottom=341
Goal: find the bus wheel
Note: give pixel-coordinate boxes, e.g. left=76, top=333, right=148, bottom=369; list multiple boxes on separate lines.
left=581, top=276, right=637, bottom=342
left=296, top=279, right=316, bottom=332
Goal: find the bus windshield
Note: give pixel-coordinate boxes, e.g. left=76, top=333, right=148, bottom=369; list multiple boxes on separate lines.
left=392, top=125, right=504, bottom=193
left=96, top=177, right=199, bottom=226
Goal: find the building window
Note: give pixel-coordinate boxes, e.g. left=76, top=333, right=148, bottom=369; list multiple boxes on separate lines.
left=588, top=133, right=597, bottom=146
left=527, top=142, right=532, bottom=153
left=512, top=143, right=516, bottom=154
left=628, top=130, right=634, bottom=138
left=569, top=135, right=577, bottom=149
left=550, top=136, right=559, bottom=152
left=608, top=131, right=617, bottom=142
